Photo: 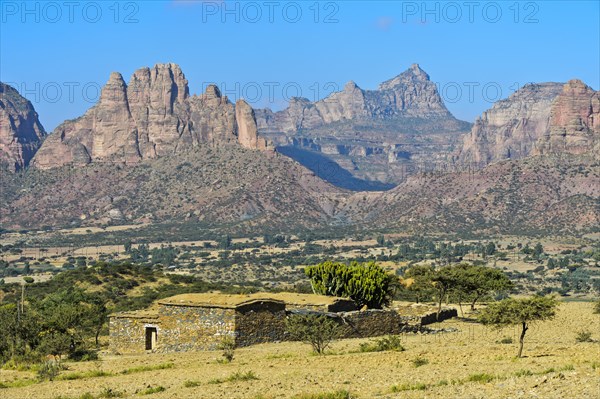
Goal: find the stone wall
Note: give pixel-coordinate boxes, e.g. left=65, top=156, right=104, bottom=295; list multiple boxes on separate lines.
left=335, top=309, right=406, bottom=338
left=109, top=314, right=160, bottom=355
left=234, top=302, right=287, bottom=347
left=157, top=304, right=236, bottom=352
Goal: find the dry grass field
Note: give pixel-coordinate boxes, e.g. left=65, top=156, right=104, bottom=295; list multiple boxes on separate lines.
left=1, top=302, right=598, bottom=399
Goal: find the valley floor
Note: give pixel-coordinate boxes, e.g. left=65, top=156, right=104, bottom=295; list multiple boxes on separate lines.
left=1, top=302, right=599, bottom=399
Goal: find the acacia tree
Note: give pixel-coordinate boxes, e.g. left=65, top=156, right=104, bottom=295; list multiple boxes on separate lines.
left=479, top=296, right=558, bottom=357
left=451, top=264, right=513, bottom=311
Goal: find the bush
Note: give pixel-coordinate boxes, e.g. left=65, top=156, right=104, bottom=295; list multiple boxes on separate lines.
left=217, top=336, right=235, bottom=363
left=411, top=357, right=429, bottom=368
left=575, top=330, right=593, bottom=343
left=68, top=349, right=99, bottom=362
left=594, top=300, right=600, bottom=314
left=139, top=386, right=166, bottom=395
left=286, top=314, right=341, bottom=354
left=467, top=373, right=496, bottom=383
left=497, top=337, right=513, bottom=344
left=359, top=335, right=405, bottom=353
left=37, top=359, right=62, bottom=381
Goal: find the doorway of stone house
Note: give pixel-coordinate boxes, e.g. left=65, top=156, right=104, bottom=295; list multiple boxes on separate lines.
left=145, top=326, right=157, bottom=351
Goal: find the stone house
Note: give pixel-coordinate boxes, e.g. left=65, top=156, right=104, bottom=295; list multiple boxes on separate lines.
left=109, top=293, right=287, bottom=354
left=109, top=292, right=456, bottom=354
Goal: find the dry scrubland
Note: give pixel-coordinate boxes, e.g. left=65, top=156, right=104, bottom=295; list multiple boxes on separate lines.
left=1, top=302, right=599, bottom=399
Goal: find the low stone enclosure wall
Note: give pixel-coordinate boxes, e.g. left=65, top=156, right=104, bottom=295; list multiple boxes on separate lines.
left=291, top=307, right=458, bottom=339
left=109, top=293, right=457, bottom=354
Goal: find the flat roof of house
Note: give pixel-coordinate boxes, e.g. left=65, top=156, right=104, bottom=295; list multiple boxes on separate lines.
left=157, top=293, right=285, bottom=309
left=157, top=292, right=350, bottom=309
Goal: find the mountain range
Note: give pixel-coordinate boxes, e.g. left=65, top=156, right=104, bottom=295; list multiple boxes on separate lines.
left=1, top=63, right=598, bottom=236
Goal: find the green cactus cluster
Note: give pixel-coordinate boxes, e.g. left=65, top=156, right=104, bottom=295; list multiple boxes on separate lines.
left=305, top=261, right=396, bottom=309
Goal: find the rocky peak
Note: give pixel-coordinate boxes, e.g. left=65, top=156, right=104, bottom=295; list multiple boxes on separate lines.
left=256, top=64, right=458, bottom=133
left=378, top=63, right=430, bottom=90
left=344, top=81, right=360, bottom=92
left=0, top=82, right=46, bottom=170
left=235, top=99, right=269, bottom=150
left=31, top=63, right=266, bottom=169
left=203, top=84, right=222, bottom=99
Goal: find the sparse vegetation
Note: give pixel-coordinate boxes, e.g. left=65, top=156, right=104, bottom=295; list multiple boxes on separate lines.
left=411, top=357, right=429, bottom=368
left=138, top=386, right=166, bottom=395
left=359, top=335, right=405, bottom=353
left=575, top=330, right=593, bottom=343
left=208, top=371, right=259, bottom=384
left=217, top=336, right=236, bottom=363
left=286, top=314, right=341, bottom=355
left=292, top=390, right=353, bottom=399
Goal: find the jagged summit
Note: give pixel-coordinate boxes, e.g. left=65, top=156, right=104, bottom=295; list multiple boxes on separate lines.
left=0, top=82, right=46, bottom=171
left=379, top=63, right=430, bottom=90
left=31, top=63, right=268, bottom=169
left=256, top=63, right=458, bottom=134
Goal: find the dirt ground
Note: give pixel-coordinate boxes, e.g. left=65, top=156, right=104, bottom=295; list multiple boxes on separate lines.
left=1, top=302, right=598, bottom=399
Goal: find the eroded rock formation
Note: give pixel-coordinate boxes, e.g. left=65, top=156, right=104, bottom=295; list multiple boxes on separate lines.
left=0, top=83, right=46, bottom=170
left=32, top=63, right=266, bottom=169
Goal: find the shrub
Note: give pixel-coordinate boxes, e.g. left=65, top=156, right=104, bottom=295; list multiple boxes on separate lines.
left=411, top=357, right=429, bottom=367
left=391, top=382, right=428, bottom=391
left=575, top=330, right=593, bottom=343
left=37, top=359, right=62, bottom=381
left=497, top=337, right=513, bottom=344
left=467, top=373, right=496, bottom=383
left=594, top=300, right=600, bottom=314
left=286, top=314, right=341, bottom=354
left=139, top=386, right=166, bottom=395
left=514, top=369, right=533, bottom=377
left=98, top=388, right=124, bottom=398
left=209, top=371, right=259, bottom=384
left=183, top=380, right=201, bottom=388
left=68, top=349, right=99, bottom=362
left=359, top=335, right=405, bottom=353
left=217, top=336, right=235, bottom=363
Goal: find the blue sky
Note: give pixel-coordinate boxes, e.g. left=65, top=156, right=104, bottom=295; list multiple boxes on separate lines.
left=1, top=0, right=599, bottom=131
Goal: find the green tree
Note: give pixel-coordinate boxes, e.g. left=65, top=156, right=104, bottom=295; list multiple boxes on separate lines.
left=305, top=261, right=397, bottom=309
left=533, top=243, right=544, bottom=258
left=401, top=265, right=436, bottom=303
left=479, top=296, right=558, bottom=357
left=286, top=314, right=341, bottom=354
left=451, top=264, right=513, bottom=311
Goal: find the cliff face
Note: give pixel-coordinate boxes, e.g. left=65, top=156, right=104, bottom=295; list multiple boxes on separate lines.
left=457, top=83, right=564, bottom=166
left=458, top=80, right=600, bottom=166
left=533, top=79, right=600, bottom=156
left=32, top=63, right=266, bottom=169
left=0, top=83, right=46, bottom=170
